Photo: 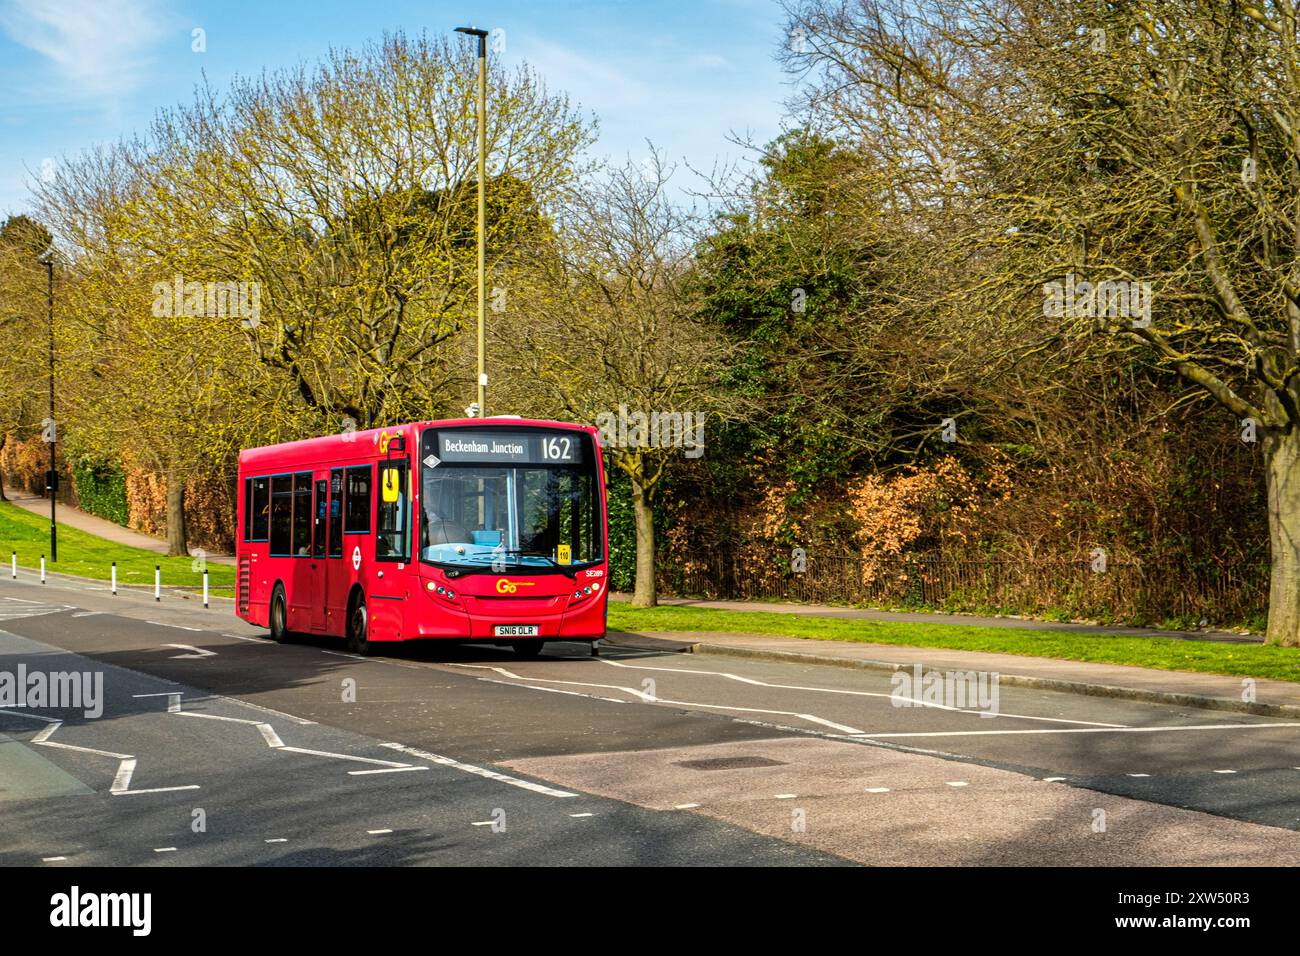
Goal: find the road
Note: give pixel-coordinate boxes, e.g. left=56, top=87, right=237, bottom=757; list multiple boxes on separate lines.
left=1, top=573, right=1298, bottom=866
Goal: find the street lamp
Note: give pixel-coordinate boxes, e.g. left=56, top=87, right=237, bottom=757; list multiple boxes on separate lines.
left=38, top=255, right=56, bottom=562
left=455, top=25, right=489, bottom=418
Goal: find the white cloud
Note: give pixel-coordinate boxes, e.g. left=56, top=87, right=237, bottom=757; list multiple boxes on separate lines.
left=0, top=0, right=167, bottom=100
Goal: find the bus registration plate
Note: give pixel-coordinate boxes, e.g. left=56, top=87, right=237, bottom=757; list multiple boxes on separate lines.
left=494, top=624, right=539, bottom=637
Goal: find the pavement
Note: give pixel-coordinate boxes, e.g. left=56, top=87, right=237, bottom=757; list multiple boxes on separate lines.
left=2, top=487, right=235, bottom=565
left=1, top=565, right=1299, bottom=866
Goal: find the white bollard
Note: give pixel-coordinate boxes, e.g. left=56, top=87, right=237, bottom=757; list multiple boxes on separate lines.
left=40, top=555, right=46, bottom=584
left=111, top=561, right=117, bottom=595
left=203, top=570, right=209, bottom=609
left=10, top=552, right=15, bottom=579
left=154, top=565, right=161, bottom=602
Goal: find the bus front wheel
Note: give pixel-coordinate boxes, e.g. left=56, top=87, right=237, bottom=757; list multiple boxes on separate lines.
left=269, top=584, right=294, bottom=644
left=346, top=593, right=372, bottom=656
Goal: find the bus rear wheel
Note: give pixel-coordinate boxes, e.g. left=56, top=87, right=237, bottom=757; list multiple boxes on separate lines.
left=512, top=639, right=545, bottom=658
left=346, top=593, right=372, bottom=656
left=269, top=584, right=294, bottom=644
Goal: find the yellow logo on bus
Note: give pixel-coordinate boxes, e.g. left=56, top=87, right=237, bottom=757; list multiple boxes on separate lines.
left=557, top=544, right=571, bottom=565
left=496, top=579, right=536, bottom=594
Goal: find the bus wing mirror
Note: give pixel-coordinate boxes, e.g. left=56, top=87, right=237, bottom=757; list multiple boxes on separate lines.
left=381, top=468, right=401, bottom=503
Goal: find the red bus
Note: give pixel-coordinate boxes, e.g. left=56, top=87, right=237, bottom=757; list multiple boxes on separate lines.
left=235, top=417, right=609, bottom=657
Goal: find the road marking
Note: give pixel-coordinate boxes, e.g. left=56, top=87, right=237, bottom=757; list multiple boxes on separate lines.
left=471, top=820, right=497, bottom=826
left=946, top=781, right=969, bottom=787
left=149, top=622, right=205, bottom=632
left=456, top=664, right=870, bottom=735
left=852, top=722, right=1300, bottom=740
left=265, top=838, right=287, bottom=844
left=569, top=812, right=594, bottom=818
left=115, top=785, right=201, bottom=795
left=674, top=803, right=701, bottom=809
left=865, top=787, right=890, bottom=793
left=774, top=793, right=797, bottom=799
left=70, top=611, right=103, bottom=618
left=380, top=742, right=578, bottom=797
left=1128, top=773, right=1151, bottom=778
left=225, top=634, right=269, bottom=643
left=367, top=829, right=392, bottom=835
left=153, top=847, right=177, bottom=853
left=1213, top=769, right=1238, bottom=774
left=164, top=643, right=216, bottom=659
left=594, top=657, right=1128, bottom=728
left=1044, top=777, right=1067, bottom=782
left=277, top=746, right=413, bottom=768
left=42, top=856, right=67, bottom=862
left=347, top=765, right=431, bottom=776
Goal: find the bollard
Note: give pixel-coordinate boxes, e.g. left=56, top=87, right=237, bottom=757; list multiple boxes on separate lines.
left=10, top=551, right=15, bottom=579
left=154, top=565, right=161, bottom=602
left=203, top=570, right=209, bottom=609
left=111, top=561, right=117, bottom=595
left=40, top=555, right=46, bottom=584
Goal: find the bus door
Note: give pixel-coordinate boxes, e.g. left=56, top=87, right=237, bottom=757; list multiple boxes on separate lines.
left=310, top=472, right=329, bottom=631
left=371, top=458, right=411, bottom=640
left=324, top=467, right=347, bottom=635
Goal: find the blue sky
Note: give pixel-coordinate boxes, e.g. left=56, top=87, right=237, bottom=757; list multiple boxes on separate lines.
left=0, top=0, right=796, bottom=220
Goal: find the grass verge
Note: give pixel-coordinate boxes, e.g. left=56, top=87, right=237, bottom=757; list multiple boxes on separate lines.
left=0, top=499, right=236, bottom=591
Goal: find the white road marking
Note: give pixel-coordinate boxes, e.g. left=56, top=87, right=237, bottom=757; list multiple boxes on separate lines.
left=1128, top=773, right=1151, bottom=778
left=946, top=781, right=969, bottom=787
left=774, top=793, right=797, bottom=799
left=569, top=812, right=594, bottom=818
left=471, top=821, right=496, bottom=826
left=454, top=664, right=869, bottom=735
left=149, top=622, right=204, bottom=632
left=367, top=829, right=392, bottom=835
left=865, top=787, right=890, bottom=793
left=1044, top=777, right=1067, bottom=782
left=674, top=803, right=701, bottom=809
left=1213, top=769, right=1238, bottom=774
left=277, top=746, right=413, bottom=768
left=163, top=643, right=216, bottom=659
left=852, top=722, right=1300, bottom=740
left=153, top=847, right=177, bottom=853
left=265, top=838, right=287, bottom=844
left=594, top=657, right=1128, bottom=728
left=42, top=856, right=67, bottom=862
left=115, top=785, right=201, bottom=795
left=346, top=766, right=430, bottom=776
left=380, top=742, right=578, bottom=798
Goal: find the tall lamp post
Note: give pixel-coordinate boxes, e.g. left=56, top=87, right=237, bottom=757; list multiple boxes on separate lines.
left=455, top=25, right=489, bottom=418
left=39, top=256, right=56, bottom=562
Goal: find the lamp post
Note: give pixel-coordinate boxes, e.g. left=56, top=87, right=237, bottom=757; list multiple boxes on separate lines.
left=39, top=256, right=56, bottom=562
left=455, top=25, right=489, bottom=418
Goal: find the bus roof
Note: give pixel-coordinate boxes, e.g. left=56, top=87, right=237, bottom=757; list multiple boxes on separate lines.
left=238, top=417, right=596, bottom=471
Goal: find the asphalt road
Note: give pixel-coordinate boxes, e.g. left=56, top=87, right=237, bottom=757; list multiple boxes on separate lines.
left=1, top=572, right=1299, bottom=866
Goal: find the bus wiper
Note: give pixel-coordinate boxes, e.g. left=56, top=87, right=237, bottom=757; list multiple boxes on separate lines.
left=494, top=550, right=579, bottom=579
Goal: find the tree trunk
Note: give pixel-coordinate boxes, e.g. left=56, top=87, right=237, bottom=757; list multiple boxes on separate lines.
left=630, top=474, right=657, bottom=608
left=165, top=467, right=188, bottom=558
left=1264, top=426, right=1300, bottom=646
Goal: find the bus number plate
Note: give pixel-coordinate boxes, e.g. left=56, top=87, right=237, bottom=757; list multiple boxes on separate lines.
left=494, top=625, right=539, bottom=637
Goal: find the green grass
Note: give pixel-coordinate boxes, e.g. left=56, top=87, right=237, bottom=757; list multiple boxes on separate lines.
left=0, top=499, right=236, bottom=591
left=608, top=602, right=1300, bottom=683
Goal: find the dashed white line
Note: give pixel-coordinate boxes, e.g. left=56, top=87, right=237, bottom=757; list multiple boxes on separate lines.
left=946, top=781, right=969, bottom=788
left=674, top=803, right=701, bottom=809
left=367, top=829, right=393, bottom=835
left=774, top=793, right=798, bottom=799
left=1213, top=769, right=1238, bottom=774
left=153, top=847, right=177, bottom=853
left=347, top=766, right=431, bottom=776
left=569, top=812, right=594, bottom=818
left=42, top=856, right=67, bottom=862
left=265, top=838, right=287, bottom=844
left=864, top=787, right=890, bottom=793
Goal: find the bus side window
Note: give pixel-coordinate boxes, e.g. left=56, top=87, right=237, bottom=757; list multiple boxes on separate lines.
left=246, top=476, right=270, bottom=542
left=269, top=475, right=292, bottom=555
left=345, top=466, right=371, bottom=534
left=376, top=463, right=408, bottom=561
left=328, top=469, right=344, bottom=557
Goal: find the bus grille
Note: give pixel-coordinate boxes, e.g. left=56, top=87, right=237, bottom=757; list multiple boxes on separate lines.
left=238, top=556, right=251, bottom=615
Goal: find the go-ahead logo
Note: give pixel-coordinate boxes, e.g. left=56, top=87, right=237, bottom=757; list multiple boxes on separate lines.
left=495, top=579, right=535, bottom=594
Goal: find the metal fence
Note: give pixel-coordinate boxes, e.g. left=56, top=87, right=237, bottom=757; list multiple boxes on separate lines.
left=657, top=550, right=1269, bottom=626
